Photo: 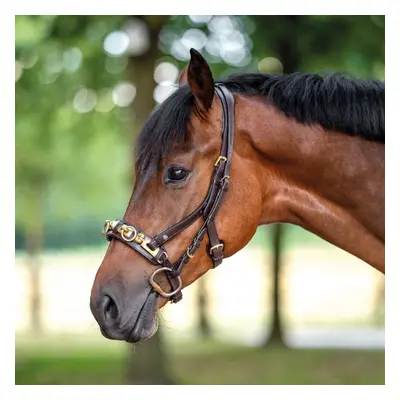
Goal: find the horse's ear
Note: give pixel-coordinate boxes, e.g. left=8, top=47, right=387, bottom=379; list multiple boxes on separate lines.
left=178, top=66, right=189, bottom=86
left=186, top=48, right=214, bottom=112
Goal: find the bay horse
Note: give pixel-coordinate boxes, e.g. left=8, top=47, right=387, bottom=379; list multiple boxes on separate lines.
left=90, top=49, right=384, bottom=343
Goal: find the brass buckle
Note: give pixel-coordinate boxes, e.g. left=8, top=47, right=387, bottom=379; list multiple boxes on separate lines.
left=221, top=175, right=230, bottom=183
left=141, top=237, right=160, bottom=258
left=209, top=243, right=224, bottom=255
left=214, top=156, right=227, bottom=167
left=149, top=267, right=182, bottom=298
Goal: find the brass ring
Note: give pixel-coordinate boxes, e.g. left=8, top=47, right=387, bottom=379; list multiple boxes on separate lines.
left=149, top=267, right=182, bottom=298
left=120, top=226, right=137, bottom=242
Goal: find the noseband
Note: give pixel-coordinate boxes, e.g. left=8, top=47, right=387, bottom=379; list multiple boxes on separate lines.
left=101, top=84, right=235, bottom=303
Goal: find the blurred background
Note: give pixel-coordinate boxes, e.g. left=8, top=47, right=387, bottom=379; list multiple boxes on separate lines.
left=15, top=15, right=385, bottom=385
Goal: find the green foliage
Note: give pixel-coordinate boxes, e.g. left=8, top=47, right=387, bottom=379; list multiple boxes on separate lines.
left=16, top=16, right=129, bottom=245
left=251, top=15, right=384, bottom=78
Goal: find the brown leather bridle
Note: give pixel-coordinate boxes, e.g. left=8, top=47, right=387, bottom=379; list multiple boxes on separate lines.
left=101, top=84, right=235, bottom=303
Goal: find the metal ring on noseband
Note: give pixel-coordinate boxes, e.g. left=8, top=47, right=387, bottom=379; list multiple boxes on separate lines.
left=119, top=226, right=137, bottom=242
left=149, top=267, right=183, bottom=298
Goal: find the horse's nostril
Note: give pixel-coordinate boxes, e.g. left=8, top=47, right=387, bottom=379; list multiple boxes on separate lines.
left=102, top=295, right=119, bottom=324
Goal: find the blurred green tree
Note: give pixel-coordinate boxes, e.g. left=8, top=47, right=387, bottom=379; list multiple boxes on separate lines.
left=15, top=14, right=126, bottom=330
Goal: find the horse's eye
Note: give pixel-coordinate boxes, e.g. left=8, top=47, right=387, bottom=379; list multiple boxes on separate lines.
left=167, top=167, right=190, bottom=183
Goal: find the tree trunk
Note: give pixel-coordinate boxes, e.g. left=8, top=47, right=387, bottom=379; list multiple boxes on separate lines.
left=126, top=16, right=168, bottom=139
left=124, top=15, right=175, bottom=385
left=274, top=16, right=302, bottom=73
left=197, top=277, right=211, bottom=339
left=372, top=278, right=385, bottom=326
left=25, top=185, right=44, bottom=334
left=126, top=319, right=174, bottom=384
left=264, top=224, right=286, bottom=346
left=260, top=16, right=301, bottom=347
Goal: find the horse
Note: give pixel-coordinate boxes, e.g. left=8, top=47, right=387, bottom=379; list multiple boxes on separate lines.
left=90, top=48, right=384, bottom=343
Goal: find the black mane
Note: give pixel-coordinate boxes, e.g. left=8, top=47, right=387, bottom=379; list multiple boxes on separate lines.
left=136, top=72, right=385, bottom=183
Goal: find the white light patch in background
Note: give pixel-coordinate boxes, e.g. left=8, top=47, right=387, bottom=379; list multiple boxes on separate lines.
left=63, top=47, right=83, bottom=73
left=45, top=52, right=63, bottom=75
left=188, top=15, right=213, bottom=24
left=221, top=47, right=251, bottom=67
left=153, top=84, right=176, bottom=104
left=20, top=50, right=38, bottom=69
left=123, top=18, right=150, bottom=56
left=112, top=82, right=136, bottom=107
left=15, top=61, right=23, bottom=82
left=203, top=17, right=253, bottom=67
left=205, top=34, right=221, bottom=57
left=73, top=88, right=97, bottom=113
left=181, top=28, right=207, bottom=51
left=154, top=62, right=179, bottom=85
left=103, top=31, right=130, bottom=57
left=207, top=15, right=236, bottom=34
left=171, top=39, right=190, bottom=61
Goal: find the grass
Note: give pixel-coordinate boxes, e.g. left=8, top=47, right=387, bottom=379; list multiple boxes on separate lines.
left=15, top=339, right=384, bottom=385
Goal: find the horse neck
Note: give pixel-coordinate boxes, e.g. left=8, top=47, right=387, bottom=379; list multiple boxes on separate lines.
left=237, top=95, right=385, bottom=272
